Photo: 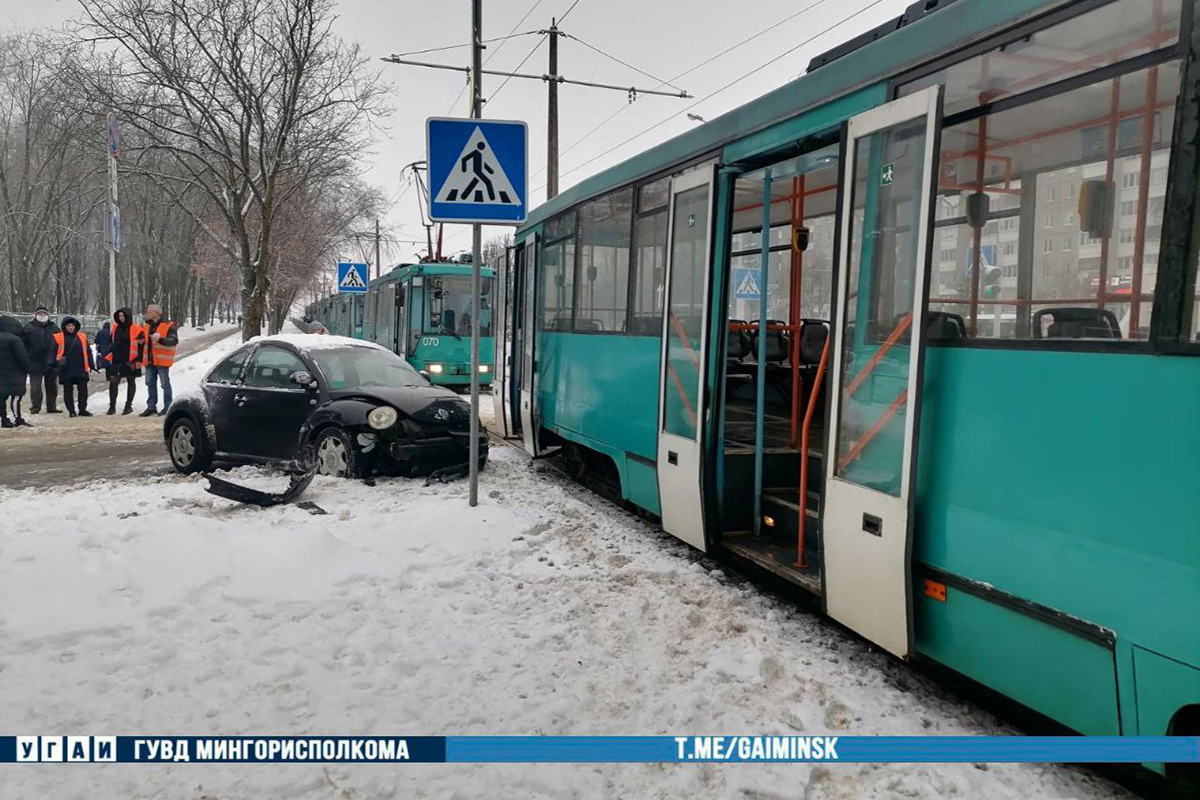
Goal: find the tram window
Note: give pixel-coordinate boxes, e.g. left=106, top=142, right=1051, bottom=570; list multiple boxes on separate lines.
left=540, top=210, right=577, bottom=330
left=933, top=59, right=1180, bottom=340
left=576, top=188, right=633, bottom=332
left=899, top=0, right=1182, bottom=118
left=638, top=177, right=670, bottom=214
left=630, top=209, right=668, bottom=334
left=427, top=276, right=493, bottom=337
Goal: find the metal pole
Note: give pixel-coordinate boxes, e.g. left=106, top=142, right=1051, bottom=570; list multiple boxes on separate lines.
left=753, top=169, right=772, bottom=537
left=107, top=131, right=118, bottom=313
left=547, top=18, right=559, bottom=200
left=469, top=0, right=483, bottom=507
left=374, top=218, right=381, bottom=280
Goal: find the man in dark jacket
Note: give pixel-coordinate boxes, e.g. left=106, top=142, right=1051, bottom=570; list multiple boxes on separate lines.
left=53, top=316, right=96, bottom=417
left=0, top=314, right=32, bottom=428
left=21, top=306, right=60, bottom=414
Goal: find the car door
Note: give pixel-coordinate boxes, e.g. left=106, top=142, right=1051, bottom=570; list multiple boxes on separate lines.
left=229, top=345, right=318, bottom=459
left=204, top=347, right=252, bottom=454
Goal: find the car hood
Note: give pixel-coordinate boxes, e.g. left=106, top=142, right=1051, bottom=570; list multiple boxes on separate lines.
left=329, top=385, right=473, bottom=425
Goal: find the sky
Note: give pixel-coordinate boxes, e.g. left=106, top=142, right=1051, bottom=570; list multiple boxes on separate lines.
left=3, top=0, right=914, bottom=264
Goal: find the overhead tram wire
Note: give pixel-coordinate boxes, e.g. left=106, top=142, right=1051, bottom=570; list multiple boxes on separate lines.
left=446, top=0, right=549, bottom=114
left=392, top=30, right=540, bottom=60
left=557, top=31, right=685, bottom=94
left=532, top=0, right=840, bottom=180
left=485, top=32, right=549, bottom=105
left=545, top=0, right=889, bottom=189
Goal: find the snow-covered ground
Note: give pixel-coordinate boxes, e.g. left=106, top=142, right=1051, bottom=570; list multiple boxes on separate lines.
left=0, top=328, right=1132, bottom=799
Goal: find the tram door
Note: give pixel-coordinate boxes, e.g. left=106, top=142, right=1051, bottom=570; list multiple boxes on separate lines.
left=656, top=168, right=715, bottom=552
left=491, top=246, right=518, bottom=437
left=519, top=234, right=547, bottom=455
left=823, top=86, right=940, bottom=658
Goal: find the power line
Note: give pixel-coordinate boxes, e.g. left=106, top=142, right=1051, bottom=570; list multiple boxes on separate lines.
left=546, top=0, right=888, bottom=188
left=534, top=0, right=840, bottom=179
left=485, top=33, right=548, bottom=105
left=446, top=0, right=549, bottom=115
left=392, top=30, right=539, bottom=59
left=558, top=31, right=684, bottom=93
left=558, top=0, right=584, bottom=24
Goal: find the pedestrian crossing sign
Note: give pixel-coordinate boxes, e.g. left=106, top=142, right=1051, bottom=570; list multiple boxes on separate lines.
left=427, top=117, right=527, bottom=224
left=336, top=261, right=369, bottom=294
left=733, top=268, right=761, bottom=300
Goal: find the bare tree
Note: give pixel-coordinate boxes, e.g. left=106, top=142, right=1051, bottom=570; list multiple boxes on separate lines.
left=73, top=0, right=389, bottom=339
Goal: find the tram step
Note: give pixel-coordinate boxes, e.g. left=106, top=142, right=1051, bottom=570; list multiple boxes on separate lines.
left=761, top=489, right=820, bottom=520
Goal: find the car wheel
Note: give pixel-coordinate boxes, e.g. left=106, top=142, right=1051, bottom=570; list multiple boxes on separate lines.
left=313, top=426, right=362, bottom=479
left=168, top=416, right=212, bottom=474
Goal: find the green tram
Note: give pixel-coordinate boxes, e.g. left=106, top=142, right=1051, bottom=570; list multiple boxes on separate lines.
left=490, top=0, right=1200, bottom=759
left=308, top=261, right=495, bottom=388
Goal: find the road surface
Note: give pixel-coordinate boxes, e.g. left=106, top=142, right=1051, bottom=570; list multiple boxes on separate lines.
left=0, top=325, right=237, bottom=488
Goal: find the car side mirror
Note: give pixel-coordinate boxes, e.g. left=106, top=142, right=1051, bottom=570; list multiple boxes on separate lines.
left=290, top=370, right=317, bottom=390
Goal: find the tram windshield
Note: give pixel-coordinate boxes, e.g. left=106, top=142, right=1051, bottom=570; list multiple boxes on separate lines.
left=426, top=276, right=493, bottom=337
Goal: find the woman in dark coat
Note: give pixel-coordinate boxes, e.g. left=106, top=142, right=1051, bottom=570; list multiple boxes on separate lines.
left=0, top=314, right=32, bottom=428
left=103, top=308, right=144, bottom=415
left=54, top=316, right=96, bottom=417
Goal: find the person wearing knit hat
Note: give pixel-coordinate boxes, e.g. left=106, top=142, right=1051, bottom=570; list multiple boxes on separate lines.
left=21, top=305, right=61, bottom=414
left=141, top=304, right=179, bottom=417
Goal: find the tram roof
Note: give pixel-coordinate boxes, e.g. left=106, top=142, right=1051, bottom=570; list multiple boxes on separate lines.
left=520, top=0, right=1064, bottom=231
left=379, top=262, right=496, bottom=283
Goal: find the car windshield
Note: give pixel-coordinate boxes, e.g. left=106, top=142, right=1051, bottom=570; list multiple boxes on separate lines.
left=308, top=346, right=426, bottom=389
left=425, top=275, right=493, bottom=337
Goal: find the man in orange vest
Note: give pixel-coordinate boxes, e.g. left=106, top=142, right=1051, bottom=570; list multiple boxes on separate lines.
left=140, top=304, right=179, bottom=417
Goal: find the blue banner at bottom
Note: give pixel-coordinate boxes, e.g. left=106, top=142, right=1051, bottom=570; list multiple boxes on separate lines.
left=2, top=735, right=1197, bottom=764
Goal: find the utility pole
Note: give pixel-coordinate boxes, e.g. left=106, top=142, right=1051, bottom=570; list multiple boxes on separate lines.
left=374, top=218, right=381, bottom=280
left=547, top=18, right=559, bottom=200
left=468, top=0, right=483, bottom=508
left=105, top=112, right=120, bottom=313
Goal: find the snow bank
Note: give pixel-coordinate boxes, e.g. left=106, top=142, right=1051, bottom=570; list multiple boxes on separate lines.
left=0, top=450, right=1131, bottom=799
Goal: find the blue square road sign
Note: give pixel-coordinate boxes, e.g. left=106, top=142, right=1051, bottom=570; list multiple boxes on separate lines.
left=336, top=262, right=369, bottom=294
left=427, top=117, right=528, bottom=225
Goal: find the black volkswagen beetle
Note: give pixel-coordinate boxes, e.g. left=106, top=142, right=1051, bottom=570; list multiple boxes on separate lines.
left=163, top=335, right=487, bottom=478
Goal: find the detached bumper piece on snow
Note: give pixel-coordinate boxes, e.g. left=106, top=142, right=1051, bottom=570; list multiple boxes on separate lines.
left=203, top=469, right=316, bottom=507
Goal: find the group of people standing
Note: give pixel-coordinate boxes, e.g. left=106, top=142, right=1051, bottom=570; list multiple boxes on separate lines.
left=0, top=305, right=179, bottom=427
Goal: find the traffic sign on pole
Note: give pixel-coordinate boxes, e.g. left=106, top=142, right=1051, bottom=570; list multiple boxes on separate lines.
left=335, top=262, right=369, bottom=294
left=427, top=117, right=527, bottom=225
left=106, top=112, right=120, bottom=159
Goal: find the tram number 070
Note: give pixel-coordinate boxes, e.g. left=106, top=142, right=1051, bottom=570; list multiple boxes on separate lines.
left=420, top=336, right=440, bottom=347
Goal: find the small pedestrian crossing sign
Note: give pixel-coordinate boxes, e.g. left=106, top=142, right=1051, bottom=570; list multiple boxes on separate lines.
left=881, top=163, right=895, bottom=186
left=733, top=268, right=761, bottom=300
left=427, top=117, right=527, bottom=224
left=336, top=262, right=369, bottom=294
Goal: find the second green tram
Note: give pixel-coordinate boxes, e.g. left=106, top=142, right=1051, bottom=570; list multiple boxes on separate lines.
left=308, top=262, right=495, bottom=388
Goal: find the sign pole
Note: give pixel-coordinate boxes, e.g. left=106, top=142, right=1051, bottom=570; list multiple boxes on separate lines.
left=468, top=0, right=483, bottom=507
left=106, top=112, right=119, bottom=313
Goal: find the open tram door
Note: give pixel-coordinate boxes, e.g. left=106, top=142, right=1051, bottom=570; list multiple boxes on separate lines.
left=491, top=244, right=518, bottom=438
left=656, top=167, right=716, bottom=552
left=518, top=234, right=553, bottom=456
left=823, top=86, right=940, bottom=657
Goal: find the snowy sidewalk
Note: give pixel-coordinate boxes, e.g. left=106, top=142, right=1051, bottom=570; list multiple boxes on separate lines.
left=0, top=447, right=1131, bottom=799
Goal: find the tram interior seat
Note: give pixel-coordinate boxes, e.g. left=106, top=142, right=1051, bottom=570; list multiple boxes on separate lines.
left=726, top=320, right=754, bottom=388
left=1033, top=307, right=1121, bottom=339
left=927, top=311, right=967, bottom=340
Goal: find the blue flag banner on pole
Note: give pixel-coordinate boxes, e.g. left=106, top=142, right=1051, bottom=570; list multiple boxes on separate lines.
left=2, top=736, right=1198, bottom=764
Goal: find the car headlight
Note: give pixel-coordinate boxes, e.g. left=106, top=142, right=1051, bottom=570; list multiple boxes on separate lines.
left=478, top=364, right=490, bottom=373
left=427, top=363, right=444, bottom=374
left=367, top=406, right=398, bottom=430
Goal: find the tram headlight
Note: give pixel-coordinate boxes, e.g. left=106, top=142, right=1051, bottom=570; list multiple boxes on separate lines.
left=367, top=405, right=398, bottom=430
left=478, top=364, right=490, bottom=373
left=427, top=363, right=444, bottom=374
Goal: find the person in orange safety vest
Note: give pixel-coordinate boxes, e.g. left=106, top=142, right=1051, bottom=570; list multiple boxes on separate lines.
left=140, top=304, right=178, bottom=417
left=52, top=316, right=96, bottom=417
